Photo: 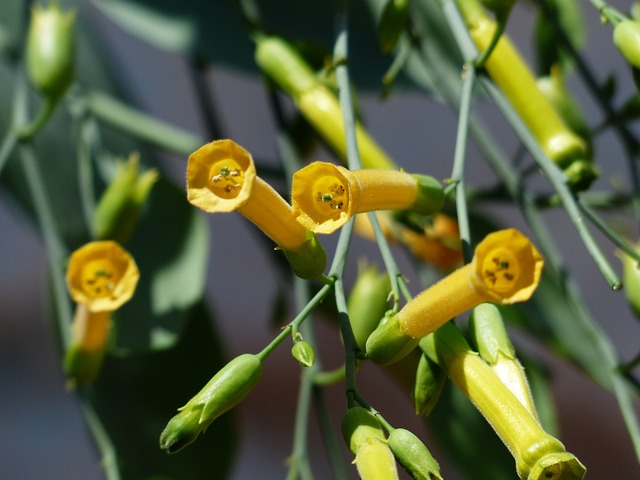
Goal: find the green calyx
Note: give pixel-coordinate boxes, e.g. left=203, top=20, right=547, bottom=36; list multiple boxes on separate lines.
left=562, top=159, right=599, bottom=192
left=410, top=174, right=445, bottom=217
left=377, top=0, right=410, bottom=53
left=160, top=353, right=263, bottom=454
left=388, top=428, right=443, bottom=480
left=63, top=342, right=107, bottom=386
left=469, top=303, right=514, bottom=364
left=621, top=242, right=640, bottom=319
left=26, top=3, right=76, bottom=98
left=365, top=315, right=420, bottom=365
left=413, top=351, right=446, bottom=416
left=282, top=231, right=327, bottom=279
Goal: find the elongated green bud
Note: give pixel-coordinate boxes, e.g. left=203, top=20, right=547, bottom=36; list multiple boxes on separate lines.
left=413, top=351, right=446, bottom=416
left=342, top=407, right=399, bottom=480
left=160, top=353, right=263, bottom=454
left=348, top=264, right=391, bottom=351
left=614, top=20, right=640, bottom=70
left=377, top=0, right=410, bottom=53
left=291, top=340, right=315, bottom=367
left=388, top=428, right=443, bottom=480
left=469, top=303, right=539, bottom=420
left=93, top=153, right=158, bottom=244
left=620, top=243, right=640, bottom=319
left=26, top=3, right=76, bottom=98
left=254, top=35, right=397, bottom=170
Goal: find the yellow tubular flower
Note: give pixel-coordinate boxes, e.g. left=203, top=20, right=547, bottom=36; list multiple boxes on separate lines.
left=65, top=241, right=139, bottom=385
left=366, top=228, right=543, bottom=364
left=292, top=161, right=444, bottom=234
left=187, top=139, right=326, bottom=279
left=66, top=240, right=140, bottom=312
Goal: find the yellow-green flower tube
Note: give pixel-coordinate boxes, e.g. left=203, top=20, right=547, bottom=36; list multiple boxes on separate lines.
left=292, top=161, right=444, bottom=234
left=456, top=0, right=597, bottom=190
left=254, top=35, right=396, bottom=170
left=65, top=241, right=139, bottom=384
left=366, top=228, right=543, bottom=364
left=187, top=139, right=326, bottom=279
left=424, top=322, right=586, bottom=480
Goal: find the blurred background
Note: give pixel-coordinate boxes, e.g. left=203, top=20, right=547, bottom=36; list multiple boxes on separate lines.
left=1, top=0, right=639, bottom=478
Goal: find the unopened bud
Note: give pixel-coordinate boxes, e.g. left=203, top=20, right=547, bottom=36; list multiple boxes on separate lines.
left=160, top=353, right=262, bottom=453
left=26, top=3, right=76, bottom=98
left=291, top=340, right=315, bottom=367
left=614, top=20, right=640, bottom=70
left=388, top=428, right=443, bottom=480
left=377, top=0, right=410, bottom=53
left=93, top=153, right=158, bottom=244
left=413, top=352, right=446, bottom=416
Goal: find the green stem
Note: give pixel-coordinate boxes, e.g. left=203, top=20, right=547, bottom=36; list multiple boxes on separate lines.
left=74, top=114, right=98, bottom=236
left=312, top=385, right=350, bottom=480
left=312, top=366, right=346, bottom=386
left=17, top=95, right=58, bottom=140
left=79, top=390, right=121, bottom=480
left=85, top=90, right=203, bottom=155
left=585, top=0, right=627, bottom=24
left=0, top=128, right=18, bottom=179
left=256, top=283, right=333, bottom=362
left=450, top=61, right=476, bottom=263
left=20, top=143, right=72, bottom=350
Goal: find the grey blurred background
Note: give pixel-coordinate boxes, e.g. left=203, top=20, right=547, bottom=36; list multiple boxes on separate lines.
left=1, top=1, right=639, bottom=478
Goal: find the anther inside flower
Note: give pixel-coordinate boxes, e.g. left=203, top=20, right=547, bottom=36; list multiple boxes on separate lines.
left=187, top=140, right=255, bottom=212
left=187, top=140, right=327, bottom=279
left=66, top=241, right=139, bottom=312
left=293, top=161, right=444, bottom=234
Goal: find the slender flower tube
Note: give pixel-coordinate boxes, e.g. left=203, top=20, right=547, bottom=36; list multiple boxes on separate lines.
left=456, top=0, right=597, bottom=191
left=187, top=139, right=326, bottom=279
left=341, top=407, right=399, bottom=480
left=423, top=322, right=586, bottom=480
left=65, top=241, right=139, bottom=384
left=254, top=35, right=396, bottom=169
left=292, top=161, right=444, bottom=234
left=366, top=228, right=543, bottom=364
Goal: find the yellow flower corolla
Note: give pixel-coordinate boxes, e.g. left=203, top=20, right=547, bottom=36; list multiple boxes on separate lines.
left=187, top=139, right=326, bottom=279
left=366, top=228, right=543, bottom=364
left=400, top=228, right=543, bottom=338
left=66, top=240, right=139, bottom=313
left=292, top=162, right=444, bottom=234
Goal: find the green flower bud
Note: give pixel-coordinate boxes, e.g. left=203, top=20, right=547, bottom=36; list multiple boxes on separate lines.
left=347, top=264, right=391, bottom=351
left=562, top=159, right=599, bottom=192
left=377, top=0, right=410, bottom=53
left=614, top=20, right=640, bottom=70
left=341, top=407, right=399, bottom=479
left=26, top=3, right=76, bottom=98
left=160, top=353, right=263, bottom=454
left=387, top=428, right=443, bottom=480
left=413, top=351, right=446, bottom=416
left=410, top=174, right=445, bottom=217
left=621, top=243, right=640, bottom=319
left=93, top=153, right=159, bottom=244
left=291, top=340, right=315, bottom=368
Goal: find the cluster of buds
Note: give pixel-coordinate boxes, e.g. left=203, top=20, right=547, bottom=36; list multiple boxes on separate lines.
left=65, top=241, right=139, bottom=385
left=341, top=407, right=442, bottom=480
